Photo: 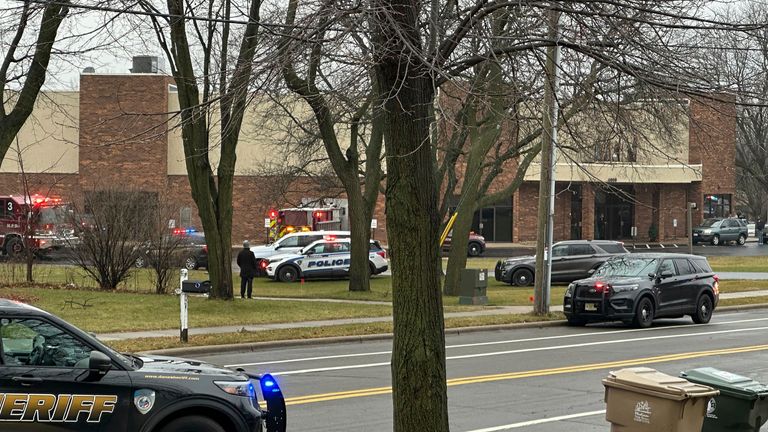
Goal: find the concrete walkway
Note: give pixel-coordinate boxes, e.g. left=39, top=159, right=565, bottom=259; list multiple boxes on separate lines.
left=95, top=290, right=767, bottom=342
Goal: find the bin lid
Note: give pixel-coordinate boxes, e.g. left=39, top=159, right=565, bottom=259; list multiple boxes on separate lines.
left=605, top=367, right=718, bottom=399
left=681, top=368, right=768, bottom=399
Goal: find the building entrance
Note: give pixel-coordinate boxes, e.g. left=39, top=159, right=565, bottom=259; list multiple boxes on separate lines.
left=595, top=186, right=635, bottom=240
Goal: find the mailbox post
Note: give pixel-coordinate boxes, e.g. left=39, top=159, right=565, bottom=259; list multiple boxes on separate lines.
left=179, top=268, right=189, bottom=343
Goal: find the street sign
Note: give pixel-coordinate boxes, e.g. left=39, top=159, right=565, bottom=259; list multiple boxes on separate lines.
left=371, top=219, right=378, bottom=229
left=264, top=218, right=271, bottom=228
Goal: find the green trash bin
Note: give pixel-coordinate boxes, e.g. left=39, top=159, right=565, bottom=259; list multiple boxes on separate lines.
left=680, top=367, right=768, bottom=432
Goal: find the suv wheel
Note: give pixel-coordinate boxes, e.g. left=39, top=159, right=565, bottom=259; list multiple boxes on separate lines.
left=711, top=235, right=720, bottom=246
left=632, top=297, right=654, bottom=328
left=160, top=416, right=225, bottom=432
left=467, top=242, right=482, bottom=257
left=691, top=295, right=713, bottom=324
left=512, top=269, right=534, bottom=286
left=737, top=234, right=746, bottom=246
left=184, top=256, right=197, bottom=270
left=278, top=266, right=299, bottom=283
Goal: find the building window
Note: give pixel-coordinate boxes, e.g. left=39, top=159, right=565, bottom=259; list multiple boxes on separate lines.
left=180, top=207, right=192, bottom=227
left=703, top=194, right=731, bottom=219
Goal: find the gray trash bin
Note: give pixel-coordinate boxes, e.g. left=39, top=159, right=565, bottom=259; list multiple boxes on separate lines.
left=459, top=269, right=488, bottom=305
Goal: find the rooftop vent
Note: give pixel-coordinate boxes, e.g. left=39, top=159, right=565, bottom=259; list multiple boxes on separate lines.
left=130, top=56, right=162, bottom=73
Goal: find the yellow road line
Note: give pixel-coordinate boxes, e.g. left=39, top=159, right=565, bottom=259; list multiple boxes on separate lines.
left=284, top=343, right=768, bottom=406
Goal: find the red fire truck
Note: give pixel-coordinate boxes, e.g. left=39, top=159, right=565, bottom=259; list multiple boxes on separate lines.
left=0, top=194, right=74, bottom=257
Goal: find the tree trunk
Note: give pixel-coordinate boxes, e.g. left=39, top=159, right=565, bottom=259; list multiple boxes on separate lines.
left=347, top=191, right=373, bottom=292
left=373, top=0, right=448, bottom=427
left=443, top=204, right=474, bottom=295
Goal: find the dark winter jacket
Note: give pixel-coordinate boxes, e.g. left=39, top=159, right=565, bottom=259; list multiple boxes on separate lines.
left=237, top=248, right=258, bottom=278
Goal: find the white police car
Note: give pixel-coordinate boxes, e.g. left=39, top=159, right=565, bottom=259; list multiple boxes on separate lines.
left=266, top=238, right=388, bottom=282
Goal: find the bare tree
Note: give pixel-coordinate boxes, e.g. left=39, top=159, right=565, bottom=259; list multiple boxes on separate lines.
left=138, top=0, right=266, bottom=299
left=140, top=196, right=187, bottom=294
left=280, top=0, right=384, bottom=292
left=0, top=1, right=70, bottom=165
left=66, top=187, right=151, bottom=290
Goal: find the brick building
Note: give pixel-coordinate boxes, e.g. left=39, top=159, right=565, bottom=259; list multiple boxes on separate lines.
left=0, top=67, right=736, bottom=244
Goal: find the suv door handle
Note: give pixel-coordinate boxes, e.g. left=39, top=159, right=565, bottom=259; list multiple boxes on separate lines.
left=12, top=376, right=43, bottom=386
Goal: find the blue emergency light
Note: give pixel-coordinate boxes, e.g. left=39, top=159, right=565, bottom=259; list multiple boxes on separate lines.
left=259, top=374, right=286, bottom=432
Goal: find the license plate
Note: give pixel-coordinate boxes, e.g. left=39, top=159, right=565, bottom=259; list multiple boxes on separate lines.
left=584, top=303, right=597, bottom=311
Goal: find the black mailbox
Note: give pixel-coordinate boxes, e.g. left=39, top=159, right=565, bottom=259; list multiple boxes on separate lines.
left=181, top=280, right=211, bottom=294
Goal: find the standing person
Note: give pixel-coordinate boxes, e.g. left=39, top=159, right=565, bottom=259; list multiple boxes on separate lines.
left=237, top=240, right=257, bottom=299
left=757, top=217, right=766, bottom=245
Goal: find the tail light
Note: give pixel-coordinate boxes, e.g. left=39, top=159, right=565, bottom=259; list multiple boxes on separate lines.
left=376, top=250, right=387, bottom=259
left=260, top=260, right=268, bottom=269
left=202, top=245, right=208, bottom=253
left=713, top=274, right=720, bottom=295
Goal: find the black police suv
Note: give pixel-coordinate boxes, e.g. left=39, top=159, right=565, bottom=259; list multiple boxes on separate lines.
left=563, top=253, right=719, bottom=328
left=0, top=300, right=286, bottom=432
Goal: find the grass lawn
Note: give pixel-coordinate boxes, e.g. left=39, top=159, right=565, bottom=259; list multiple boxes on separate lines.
left=708, top=256, right=768, bottom=273
left=0, top=287, right=392, bottom=334
left=109, top=312, right=566, bottom=353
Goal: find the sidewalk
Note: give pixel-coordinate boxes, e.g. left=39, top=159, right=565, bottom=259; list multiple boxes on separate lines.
left=95, top=290, right=768, bottom=341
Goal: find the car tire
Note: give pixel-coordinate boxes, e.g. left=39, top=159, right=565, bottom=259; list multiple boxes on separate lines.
left=691, top=294, right=713, bottom=324
left=368, top=262, right=376, bottom=277
left=567, top=316, right=586, bottom=326
left=737, top=234, right=746, bottom=246
left=160, top=416, right=225, bottom=432
left=512, top=268, right=534, bottom=286
left=632, top=297, right=655, bottom=328
left=4, top=237, right=23, bottom=257
left=278, top=265, right=299, bottom=283
left=467, top=242, right=482, bottom=257
left=711, top=235, right=720, bottom=246
left=184, top=256, right=198, bottom=270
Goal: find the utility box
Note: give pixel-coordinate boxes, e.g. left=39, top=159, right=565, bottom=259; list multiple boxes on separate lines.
left=680, top=367, right=768, bottom=432
left=181, top=280, right=210, bottom=294
left=459, top=269, right=488, bottom=305
left=603, top=367, right=718, bottom=432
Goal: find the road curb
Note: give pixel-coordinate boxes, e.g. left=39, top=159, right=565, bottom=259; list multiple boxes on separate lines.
left=139, top=304, right=768, bottom=357
left=141, top=320, right=566, bottom=357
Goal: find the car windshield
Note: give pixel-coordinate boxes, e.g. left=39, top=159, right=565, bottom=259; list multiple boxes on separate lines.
left=701, top=218, right=721, bottom=227
left=595, top=258, right=659, bottom=277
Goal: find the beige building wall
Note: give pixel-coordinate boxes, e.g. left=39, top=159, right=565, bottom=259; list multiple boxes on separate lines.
left=0, top=91, right=79, bottom=174
left=557, top=104, right=690, bottom=165
left=167, top=92, right=350, bottom=175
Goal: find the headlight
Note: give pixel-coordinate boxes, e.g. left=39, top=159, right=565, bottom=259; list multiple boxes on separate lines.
left=611, top=284, right=639, bottom=293
left=214, top=380, right=257, bottom=399
left=565, top=283, right=574, bottom=297
left=702, top=229, right=712, bottom=234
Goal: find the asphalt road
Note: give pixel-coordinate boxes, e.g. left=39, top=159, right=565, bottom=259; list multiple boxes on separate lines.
left=197, top=308, right=768, bottom=431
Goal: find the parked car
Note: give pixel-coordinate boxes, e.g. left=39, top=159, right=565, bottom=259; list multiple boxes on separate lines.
left=563, top=253, right=719, bottom=328
left=0, top=299, right=286, bottom=431
left=495, top=240, right=629, bottom=286
left=692, top=218, right=748, bottom=246
left=266, top=238, right=388, bottom=282
left=442, top=231, right=487, bottom=257
left=251, top=230, right=351, bottom=275
left=135, top=231, right=208, bottom=270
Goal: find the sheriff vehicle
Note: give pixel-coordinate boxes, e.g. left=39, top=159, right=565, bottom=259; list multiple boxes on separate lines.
left=0, top=300, right=286, bottom=432
left=265, top=238, right=388, bottom=282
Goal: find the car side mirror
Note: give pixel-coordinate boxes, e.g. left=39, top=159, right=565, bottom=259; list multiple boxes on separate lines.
left=88, top=351, right=112, bottom=379
left=587, top=268, right=596, bottom=275
left=305, top=250, right=314, bottom=256
left=660, top=270, right=674, bottom=278
left=648, top=273, right=656, bottom=280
